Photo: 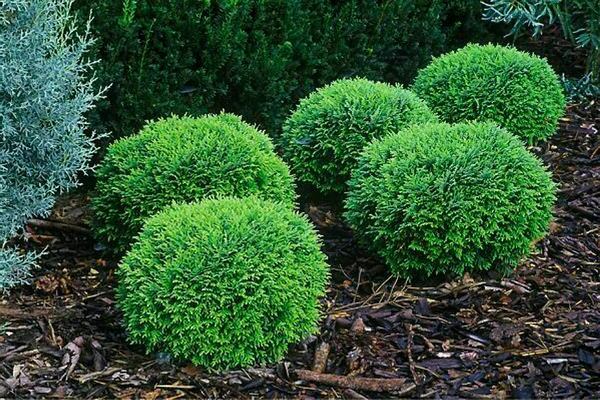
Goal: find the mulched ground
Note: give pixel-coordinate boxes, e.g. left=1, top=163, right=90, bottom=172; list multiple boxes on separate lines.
left=1, top=101, right=599, bottom=399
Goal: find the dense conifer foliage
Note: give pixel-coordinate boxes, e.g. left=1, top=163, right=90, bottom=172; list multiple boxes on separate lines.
left=345, top=122, right=556, bottom=278
left=281, top=78, right=437, bottom=197
left=92, top=114, right=295, bottom=255
left=73, top=0, right=493, bottom=140
left=117, top=198, right=329, bottom=369
left=413, top=44, right=566, bottom=144
left=0, top=0, right=101, bottom=289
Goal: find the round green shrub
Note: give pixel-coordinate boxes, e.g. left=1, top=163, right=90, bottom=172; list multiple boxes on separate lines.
left=345, top=122, right=556, bottom=278
left=412, top=44, right=566, bottom=144
left=92, top=113, right=295, bottom=254
left=117, top=197, right=329, bottom=370
left=280, top=78, right=438, bottom=196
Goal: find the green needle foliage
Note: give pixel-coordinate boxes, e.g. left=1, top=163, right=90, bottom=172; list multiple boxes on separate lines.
left=345, top=122, right=556, bottom=278
left=412, top=44, right=566, bottom=144
left=92, top=114, right=295, bottom=255
left=280, top=78, right=438, bottom=197
left=117, top=198, right=329, bottom=370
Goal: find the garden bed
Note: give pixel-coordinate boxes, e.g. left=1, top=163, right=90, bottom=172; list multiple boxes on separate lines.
left=1, top=102, right=598, bottom=398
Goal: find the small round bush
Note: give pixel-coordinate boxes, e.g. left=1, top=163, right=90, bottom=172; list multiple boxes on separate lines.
left=280, top=78, right=438, bottom=196
left=117, top=197, right=329, bottom=370
left=412, top=44, right=566, bottom=144
left=92, top=114, right=295, bottom=254
left=345, top=122, right=556, bottom=278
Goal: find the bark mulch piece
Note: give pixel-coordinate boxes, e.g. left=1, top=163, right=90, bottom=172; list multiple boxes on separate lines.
left=1, top=102, right=598, bottom=399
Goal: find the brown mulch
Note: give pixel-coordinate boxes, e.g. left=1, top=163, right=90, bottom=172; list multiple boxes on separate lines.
left=1, top=102, right=599, bottom=399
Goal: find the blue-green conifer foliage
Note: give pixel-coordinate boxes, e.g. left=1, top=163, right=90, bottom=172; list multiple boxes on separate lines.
left=0, top=0, right=101, bottom=290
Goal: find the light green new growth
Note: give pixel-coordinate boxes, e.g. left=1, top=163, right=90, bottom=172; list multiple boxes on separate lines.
left=92, top=113, right=296, bottom=254
left=117, top=198, right=330, bottom=370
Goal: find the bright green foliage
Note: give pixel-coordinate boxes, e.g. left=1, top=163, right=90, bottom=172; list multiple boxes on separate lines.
left=72, top=0, right=495, bottom=141
left=280, top=78, right=438, bottom=196
left=117, top=198, right=329, bottom=370
left=92, top=114, right=295, bottom=254
left=345, top=122, right=556, bottom=278
left=412, top=44, right=566, bottom=144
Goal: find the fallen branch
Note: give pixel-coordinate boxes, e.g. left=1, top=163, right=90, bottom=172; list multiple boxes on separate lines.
left=27, top=219, right=91, bottom=235
left=295, top=369, right=415, bottom=393
left=0, top=305, right=51, bottom=318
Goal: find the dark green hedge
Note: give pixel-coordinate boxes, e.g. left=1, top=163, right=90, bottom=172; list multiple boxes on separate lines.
left=75, top=0, right=495, bottom=140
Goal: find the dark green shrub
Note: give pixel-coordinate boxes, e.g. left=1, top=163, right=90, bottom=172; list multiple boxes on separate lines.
left=280, top=78, right=437, bottom=196
left=73, top=0, right=493, bottom=141
left=345, top=122, right=556, bottom=278
left=92, top=113, right=295, bottom=254
left=117, top=198, right=329, bottom=370
left=442, top=0, right=506, bottom=49
left=412, top=44, right=566, bottom=144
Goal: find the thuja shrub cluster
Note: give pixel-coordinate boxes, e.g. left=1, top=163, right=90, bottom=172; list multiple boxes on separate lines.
left=281, top=78, right=437, bottom=197
left=92, top=114, right=295, bottom=254
left=105, top=43, right=562, bottom=369
left=412, top=44, right=566, bottom=144
left=117, top=198, right=329, bottom=370
left=344, top=122, right=556, bottom=278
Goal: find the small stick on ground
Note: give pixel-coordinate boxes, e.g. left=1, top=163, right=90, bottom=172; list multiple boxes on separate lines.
left=406, top=323, right=421, bottom=386
left=77, top=367, right=122, bottom=384
left=296, top=369, right=414, bottom=393
left=312, top=342, right=330, bottom=373
left=27, top=218, right=91, bottom=235
left=0, top=305, right=51, bottom=318
left=246, top=368, right=277, bottom=380
left=343, top=388, right=369, bottom=400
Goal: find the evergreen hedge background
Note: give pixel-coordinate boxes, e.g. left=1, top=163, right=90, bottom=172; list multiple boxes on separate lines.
left=74, top=0, right=498, bottom=142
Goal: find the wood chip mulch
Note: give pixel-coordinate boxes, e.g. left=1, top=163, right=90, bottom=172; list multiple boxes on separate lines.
left=1, top=102, right=599, bottom=399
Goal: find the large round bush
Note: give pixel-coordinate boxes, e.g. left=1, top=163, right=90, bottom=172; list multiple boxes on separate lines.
left=117, top=198, right=329, bottom=370
left=92, top=114, right=295, bottom=254
left=280, top=78, right=437, bottom=196
left=345, top=122, right=556, bottom=278
left=412, top=44, right=566, bottom=144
